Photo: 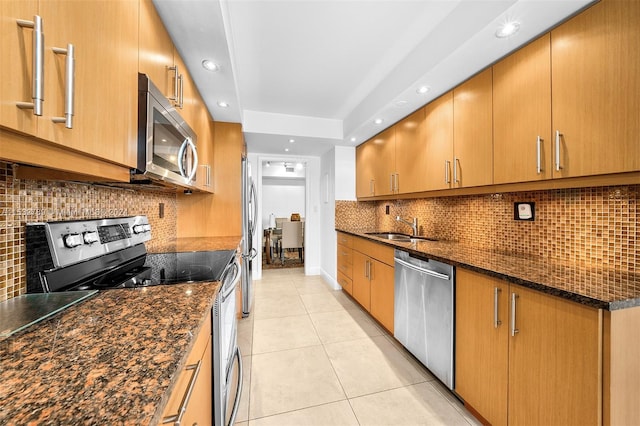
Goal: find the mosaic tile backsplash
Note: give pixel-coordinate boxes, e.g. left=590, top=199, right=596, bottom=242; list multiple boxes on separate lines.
left=336, top=185, right=639, bottom=274
left=0, top=162, right=177, bottom=302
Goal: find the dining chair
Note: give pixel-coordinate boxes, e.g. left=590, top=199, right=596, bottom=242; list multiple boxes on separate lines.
left=280, top=220, right=304, bottom=264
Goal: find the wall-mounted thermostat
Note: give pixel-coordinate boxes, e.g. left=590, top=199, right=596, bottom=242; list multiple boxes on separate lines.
left=514, top=202, right=535, bottom=221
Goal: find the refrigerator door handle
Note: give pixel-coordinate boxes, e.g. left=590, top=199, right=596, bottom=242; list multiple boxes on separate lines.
left=249, top=181, right=257, bottom=237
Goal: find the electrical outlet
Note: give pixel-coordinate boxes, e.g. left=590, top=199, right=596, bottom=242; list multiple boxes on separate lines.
left=385, top=205, right=390, bottom=215
left=159, top=202, right=164, bottom=219
left=514, top=202, right=534, bottom=221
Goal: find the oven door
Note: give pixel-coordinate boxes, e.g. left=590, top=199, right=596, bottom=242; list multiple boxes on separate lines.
left=213, top=258, right=243, bottom=426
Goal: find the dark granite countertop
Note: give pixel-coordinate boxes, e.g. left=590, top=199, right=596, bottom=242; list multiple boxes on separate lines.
left=337, top=228, right=640, bottom=311
left=0, top=282, right=220, bottom=425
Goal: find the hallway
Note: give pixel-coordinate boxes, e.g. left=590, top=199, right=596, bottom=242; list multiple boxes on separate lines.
left=235, top=268, right=480, bottom=425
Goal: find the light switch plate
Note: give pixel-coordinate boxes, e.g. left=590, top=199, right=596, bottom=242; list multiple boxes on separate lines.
left=514, top=202, right=535, bottom=221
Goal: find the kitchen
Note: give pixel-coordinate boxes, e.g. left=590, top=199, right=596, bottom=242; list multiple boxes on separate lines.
left=1, top=0, right=639, bottom=425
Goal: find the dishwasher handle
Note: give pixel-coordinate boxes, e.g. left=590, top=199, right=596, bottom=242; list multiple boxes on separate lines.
left=394, top=257, right=450, bottom=280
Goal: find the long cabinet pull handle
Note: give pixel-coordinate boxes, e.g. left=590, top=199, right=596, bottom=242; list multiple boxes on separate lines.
left=511, top=292, right=519, bottom=336
left=444, top=160, right=450, bottom=184
left=16, top=16, right=44, bottom=116
left=390, top=174, right=394, bottom=193
left=177, top=74, right=184, bottom=109
left=51, top=44, right=75, bottom=129
left=494, top=287, right=502, bottom=328
left=536, top=136, right=543, bottom=174
left=555, top=130, right=562, bottom=171
left=370, top=179, right=374, bottom=196
left=453, top=157, right=461, bottom=184
left=162, top=360, right=202, bottom=425
left=395, top=173, right=399, bottom=192
left=168, top=64, right=179, bottom=102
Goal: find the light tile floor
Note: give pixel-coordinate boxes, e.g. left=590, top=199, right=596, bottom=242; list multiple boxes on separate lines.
left=235, top=268, right=481, bottom=426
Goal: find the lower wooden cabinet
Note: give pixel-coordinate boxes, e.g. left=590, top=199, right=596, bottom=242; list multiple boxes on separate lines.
left=456, top=268, right=601, bottom=426
left=337, top=232, right=353, bottom=295
left=161, top=310, right=213, bottom=425
left=349, top=236, right=395, bottom=333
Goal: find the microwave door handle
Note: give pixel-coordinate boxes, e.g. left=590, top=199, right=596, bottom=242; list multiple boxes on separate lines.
left=186, top=137, right=198, bottom=183
left=177, top=139, right=189, bottom=178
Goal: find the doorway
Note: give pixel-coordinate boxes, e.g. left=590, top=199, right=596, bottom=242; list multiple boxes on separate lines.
left=260, top=160, right=306, bottom=270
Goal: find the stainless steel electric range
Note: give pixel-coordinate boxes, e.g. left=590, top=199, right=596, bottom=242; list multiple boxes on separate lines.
left=25, top=216, right=243, bottom=426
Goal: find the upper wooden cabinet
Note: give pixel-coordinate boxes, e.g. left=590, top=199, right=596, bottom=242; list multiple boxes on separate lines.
left=394, top=108, right=427, bottom=194
left=355, top=127, right=395, bottom=197
left=423, top=92, right=454, bottom=191
left=493, top=34, right=552, bottom=184
left=452, top=68, right=493, bottom=188
left=138, top=0, right=175, bottom=101
left=551, top=0, right=640, bottom=178
left=1, top=0, right=139, bottom=169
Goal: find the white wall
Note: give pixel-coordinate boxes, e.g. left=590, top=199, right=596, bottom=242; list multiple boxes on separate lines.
left=319, top=146, right=356, bottom=289
left=261, top=182, right=305, bottom=229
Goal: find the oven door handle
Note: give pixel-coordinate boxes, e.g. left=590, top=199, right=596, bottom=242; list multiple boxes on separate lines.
left=227, top=347, right=243, bottom=426
left=221, top=259, right=241, bottom=302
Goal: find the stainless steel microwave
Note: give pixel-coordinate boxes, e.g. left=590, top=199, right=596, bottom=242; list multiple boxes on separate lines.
left=134, top=73, right=198, bottom=189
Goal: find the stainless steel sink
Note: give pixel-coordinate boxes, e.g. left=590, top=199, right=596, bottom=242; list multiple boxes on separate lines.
left=365, top=232, right=437, bottom=243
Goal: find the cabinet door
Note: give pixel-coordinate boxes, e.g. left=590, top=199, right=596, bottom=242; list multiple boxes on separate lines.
left=355, top=140, right=375, bottom=197
left=551, top=0, right=640, bottom=177
left=369, top=259, right=394, bottom=333
left=508, top=285, right=601, bottom=426
left=352, top=251, right=371, bottom=311
left=455, top=269, right=508, bottom=426
left=370, top=127, right=396, bottom=196
left=1, top=0, right=39, bottom=136
left=138, top=0, right=175, bottom=99
left=394, top=108, right=427, bottom=194
left=424, top=92, right=454, bottom=190
left=182, top=337, right=213, bottom=426
left=37, top=0, right=138, bottom=168
left=493, top=34, right=552, bottom=184
left=453, top=68, right=493, bottom=188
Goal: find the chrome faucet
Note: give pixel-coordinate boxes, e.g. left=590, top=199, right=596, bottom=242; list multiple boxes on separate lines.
left=396, top=216, right=418, bottom=236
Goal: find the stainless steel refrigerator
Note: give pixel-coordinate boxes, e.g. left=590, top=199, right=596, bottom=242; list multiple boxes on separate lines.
left=241, top=156, right=257, bottom=317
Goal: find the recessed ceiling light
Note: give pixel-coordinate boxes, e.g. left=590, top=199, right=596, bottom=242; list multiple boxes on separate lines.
left=416, top=85, right=430, bottom=94
left=217, top=101, right=229, bottom=108
left=496, top=21, right=520, bottom=38
left=374, top=118, right=384, bottom=125
left=350, top=137, right=357, bottom=142
left=289, top=139, right=295, bottom=143
left=284, top=148, right=289, bottom=152
left=202, top=60, right=219, bottom=72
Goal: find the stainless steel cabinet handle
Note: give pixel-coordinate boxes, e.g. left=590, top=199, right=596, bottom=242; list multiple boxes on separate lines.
left=200, top=164, right=211, bottom=187
left=16, top=16, right=44, bottom=116
left=51, top=44, right=75, bottom=128
left=162, top=360, right=202, bottom=425
left=555, top=130, right=562, bottom=171
left=168, top=64, right=179, bottom=102
left=536, top=136, right=543, bottom=174
left=511, top=292, right=519, bottom=336
left=394, top=173, right=399, bottom=192
left=444, top=160, right=450, bottom=184
left=453, top=157, right=460, bottom=184
left=390, top=174, right=394, bottom=193
left=494, top=287, right=502, bottom=328
left=177, top=74, right=184, bottom=109
left=369, top=179, right=374, bottom=196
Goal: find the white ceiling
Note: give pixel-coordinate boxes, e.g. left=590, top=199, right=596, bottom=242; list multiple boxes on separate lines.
left=153, top=0, right=595, bottom=157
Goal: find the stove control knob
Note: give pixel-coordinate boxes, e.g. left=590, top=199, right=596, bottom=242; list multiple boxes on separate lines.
left=63, top=233, right=83, bottom=248
left=133, top=224, right=151, bottom=234
left=83, top=231, right=99, bottom=244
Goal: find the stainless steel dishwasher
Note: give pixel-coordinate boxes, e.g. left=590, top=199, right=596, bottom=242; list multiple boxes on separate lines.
left=394, top=249, right=455, bottom=389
